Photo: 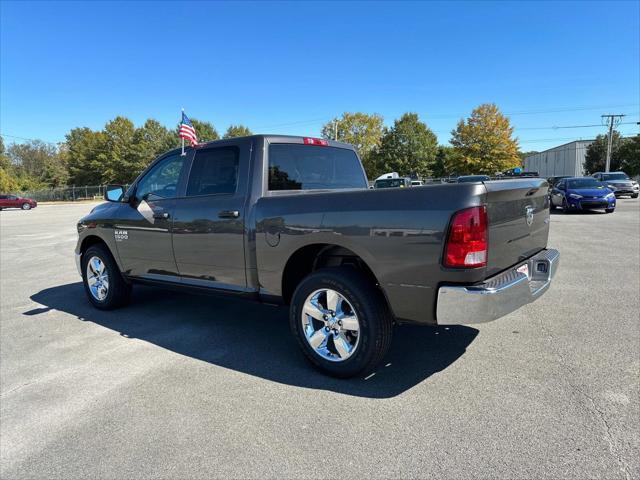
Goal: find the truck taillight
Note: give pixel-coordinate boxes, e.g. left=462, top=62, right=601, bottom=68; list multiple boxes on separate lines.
left=444, top=206, right=488, bottom=268
left=303, top=137, right=329, bottom=146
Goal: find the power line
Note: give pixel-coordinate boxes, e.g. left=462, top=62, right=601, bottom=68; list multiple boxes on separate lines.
left=601, top=114, right=626, bottom=172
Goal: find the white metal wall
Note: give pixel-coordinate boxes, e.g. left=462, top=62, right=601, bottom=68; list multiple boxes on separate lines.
left=524, top=141, right=593, bottom=177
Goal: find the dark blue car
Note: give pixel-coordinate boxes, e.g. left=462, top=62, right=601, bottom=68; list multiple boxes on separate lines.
left=550, top=177, right=616, bottom=213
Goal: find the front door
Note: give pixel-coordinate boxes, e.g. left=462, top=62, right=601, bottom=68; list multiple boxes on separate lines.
left=172, top=142, right=249, bottom=290
left=113, top=152, right=188, bottom=279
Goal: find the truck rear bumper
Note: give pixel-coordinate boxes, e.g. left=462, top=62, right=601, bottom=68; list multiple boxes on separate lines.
left=436, top=248, right=559, bottom=325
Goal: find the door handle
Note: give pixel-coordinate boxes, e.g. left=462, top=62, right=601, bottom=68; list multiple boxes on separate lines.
left=153, top=212, right=170, bottom=219
left=218, top=210, right=240, bottom=218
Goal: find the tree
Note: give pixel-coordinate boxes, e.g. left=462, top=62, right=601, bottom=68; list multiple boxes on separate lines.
left=449, top=103, right=520, bottom=175
left=618, top=135, right=640, bottom=176
left=321, top=112, right=384, bottom=175
left=583, top=131, right=627, bottom=174
left=100, top=116, right=138, bottom=184
left=223, top=124, right=253, bottom=139
left=432, top=146, right=461, bottom=178
left=519, top=151, right=538, bottom=162
left=7, top=140, right=56, bottom=178
left=0, top=167, right=19, bottom=193
left=373, top=113, right=438, bottom=179
left=133, top=119, right=175, bottom=173
left=189, top=119, right=219, bottom=143
left=64, top=127, right=108, bottom=186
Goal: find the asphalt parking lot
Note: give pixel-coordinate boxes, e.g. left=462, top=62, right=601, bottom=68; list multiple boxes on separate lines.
left=1, top=199, right=638, bottom=479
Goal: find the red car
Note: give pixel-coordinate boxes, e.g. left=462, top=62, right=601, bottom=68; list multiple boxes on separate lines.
left=0, top=194, right=37, bottom=210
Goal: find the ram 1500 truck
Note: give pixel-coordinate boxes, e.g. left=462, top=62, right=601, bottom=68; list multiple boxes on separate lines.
left=75, top=135, right=559, bottom=377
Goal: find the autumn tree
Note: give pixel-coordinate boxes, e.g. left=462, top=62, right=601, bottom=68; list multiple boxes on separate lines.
left=223, top=124, right=253, bottom=139
left=374, top=113, right=438, bottom=179
left=321, top=112, right=384, bottom=176
left=450, top=103, right=520, bottom=175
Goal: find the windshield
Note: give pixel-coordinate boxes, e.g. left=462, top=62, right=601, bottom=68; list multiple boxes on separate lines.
left=601, top=173, right=629, bottom=181
left=375, top=179, right=408, bottom=188
left=567, top=179, right=605, bottom=189
left=268, top=144, right=367, bottom=191
left=458, top=175, right=490, bottom=183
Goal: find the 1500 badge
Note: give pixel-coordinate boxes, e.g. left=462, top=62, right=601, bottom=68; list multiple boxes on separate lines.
left=114, top=229, right=128, bottom=241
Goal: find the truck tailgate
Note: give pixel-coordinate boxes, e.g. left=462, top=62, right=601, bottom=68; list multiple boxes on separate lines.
left=484, top=178, right=550, bottom=277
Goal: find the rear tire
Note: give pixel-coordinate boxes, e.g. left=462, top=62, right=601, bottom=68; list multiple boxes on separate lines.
left=290, top=267, right=393, bottom=378
left=82, top=244, right=131, bottom=310
left=22, top=203, right=31, bottom=210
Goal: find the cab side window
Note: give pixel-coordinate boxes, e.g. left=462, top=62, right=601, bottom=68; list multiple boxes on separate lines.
left=186, top=147, right=239, bottom=196
left=136, top=154, right=185, bottom=201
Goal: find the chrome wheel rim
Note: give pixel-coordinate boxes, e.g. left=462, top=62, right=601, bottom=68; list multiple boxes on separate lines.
left=301, top=288, right=360, bottom=362
left=86, top=256, right=109, bottom=301
left=22, top=203, right=30, bottom=210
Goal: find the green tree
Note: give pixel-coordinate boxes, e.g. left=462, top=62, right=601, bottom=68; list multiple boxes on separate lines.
left=321, top=112, right=384, bottom=176
left=433, top=146, right=461, bottom=178
left=450, top=103, right=520, bottom=175
left=583, top=132, right=627, bottom=174
left=132, top=119, right=175, bottom=173
left=100, top=116, right=138, bottom=184
left=7, top=140, right=55, bottom=178
left=189, top=119, right=219, bottom=143
left=374, top=113, right=438, bottom=179
left=223, top=124, right=253, bottom=139
left=64, top=127, right=108, bottom=185
left=618, top=135, right=640, bottom=176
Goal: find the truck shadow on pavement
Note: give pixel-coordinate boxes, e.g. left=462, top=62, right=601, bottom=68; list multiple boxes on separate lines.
left=29, top=282, right=478, bottom=399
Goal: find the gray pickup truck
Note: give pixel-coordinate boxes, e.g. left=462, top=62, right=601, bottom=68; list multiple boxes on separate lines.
left=75, top=135, right=559, bottom=377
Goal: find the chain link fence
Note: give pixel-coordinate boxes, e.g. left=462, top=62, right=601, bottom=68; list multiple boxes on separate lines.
left=21, top=185, right=128, bottom=202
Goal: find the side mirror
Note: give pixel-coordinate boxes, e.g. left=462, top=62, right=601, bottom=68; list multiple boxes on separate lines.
left=105, top=185, right=125, bottom=202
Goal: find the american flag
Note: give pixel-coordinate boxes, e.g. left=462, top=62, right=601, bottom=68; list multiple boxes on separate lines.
left=179, top=111, right=198, bottom=145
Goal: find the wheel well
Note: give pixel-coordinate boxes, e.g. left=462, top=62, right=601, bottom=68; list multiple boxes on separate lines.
left=281, top=244, right=380, bottom=305
left=80, top=235, right=107, bottom=254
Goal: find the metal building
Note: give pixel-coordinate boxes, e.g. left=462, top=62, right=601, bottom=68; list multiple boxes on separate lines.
left=524, top=140, right=594, bottom=178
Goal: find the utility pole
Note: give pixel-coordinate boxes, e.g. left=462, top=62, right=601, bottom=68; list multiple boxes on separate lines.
left=601, top=114, right=625, bottom=172
left=334, top=120, right=338, bottom=141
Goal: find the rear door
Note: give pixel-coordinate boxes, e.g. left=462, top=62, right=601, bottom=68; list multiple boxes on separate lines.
left=171, top=140, right=250, bottom=290
left=484, top=178, right=550, bottom=277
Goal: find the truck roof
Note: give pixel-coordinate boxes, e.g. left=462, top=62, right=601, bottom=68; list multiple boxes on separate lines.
left=180, top=134, right=356, bottom=152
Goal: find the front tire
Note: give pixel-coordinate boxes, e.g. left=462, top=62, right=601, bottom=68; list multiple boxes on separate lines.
left=82, top=244, right=131, bottom=310
left=22, top=203, right=31, bottom=210
left=562, top=198, right=571, bottom=213
left=605, top=208, right=615, bottom=213
left=632, top=194, right=638, bottom=199
left=290, top=267, right=393, bottom=378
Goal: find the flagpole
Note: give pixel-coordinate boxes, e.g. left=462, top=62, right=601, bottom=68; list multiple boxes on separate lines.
left=180, top=107, right=186, bottom=156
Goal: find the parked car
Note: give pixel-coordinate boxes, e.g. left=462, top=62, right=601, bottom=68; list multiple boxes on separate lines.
left=374, top=177, right=412, bottom=188
left=410, top=180, right=424, bottom=186
left=75, top=135, right=559, bottom=377
left=457, top=175, right=491, bottom=183
left=591, top=172, right=639, bottom=198
left=550, top=177, right=616, bottom=213
left=0, top=194, right=37, bottom=210
left=547, top=176, right=572, bottom=190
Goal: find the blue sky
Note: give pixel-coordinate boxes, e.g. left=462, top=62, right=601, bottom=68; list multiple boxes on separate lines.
left=1, top=1, right=638, bottom=151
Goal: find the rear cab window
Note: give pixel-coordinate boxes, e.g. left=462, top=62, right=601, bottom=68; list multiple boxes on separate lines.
left=268, top=144, right=367, bottom=192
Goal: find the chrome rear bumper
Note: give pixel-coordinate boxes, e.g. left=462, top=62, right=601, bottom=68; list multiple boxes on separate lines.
left=436, top=249, right=560, bottom=325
